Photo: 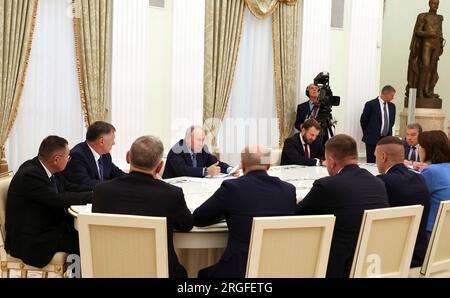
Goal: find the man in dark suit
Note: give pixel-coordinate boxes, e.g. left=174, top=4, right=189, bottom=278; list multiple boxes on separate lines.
left=193, top=145, right=297, bottom=278
left=281, top=119, right=325, bottom=166
left=295, top=84, right=320, bottom=130
left=360, top=85, right=397, bottom=163
left=63, top=121, right=125, bottom=189
left=163, top=126, right=237, bottom=179
left=403, top=123, right=422, bottom=164
left=296, top=134, right=389, bottom=278
left=375, top=136, right=430, bottom=267
left=5, top=136, right=92, bottom=268
left=92, top=135, right=193, bottom=278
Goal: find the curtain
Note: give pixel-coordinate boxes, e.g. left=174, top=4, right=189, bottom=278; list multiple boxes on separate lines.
left=73, top=0, right=112, bottom=126
left=244, top=0, right=279, bottom=18
left=203, top=0, right=245, bottom=148
left=0, top=0, right=38, bottom=174
left=7, top=0, right=85, bottom=172
left=273, top=1, right=299, bottom=145
left=110, top=0, right=154, bottom=168
left=218, top=9, right=278, bottom=166
left=244, top=0, right=297, bottom=19
left=345, top=0, right=383, bottom=151
left=170, top=0, right=205, bottom=146
left=298, top=0, right=331, bottom=106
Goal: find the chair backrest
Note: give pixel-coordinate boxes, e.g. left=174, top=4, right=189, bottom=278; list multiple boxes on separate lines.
left=350, top=205, right=424, bottom=278
left=421, top=200, right=450, bottom=277
left=0, top=173, right=13, bottom=242
left=246, top=215, right=335, bottom=278
left=269, top=148, right=282, bottom=166
left=78, top=213, right=169, bottom=278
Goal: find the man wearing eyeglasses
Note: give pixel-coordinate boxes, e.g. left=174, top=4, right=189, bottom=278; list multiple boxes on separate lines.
left=5, top=136, right=92, bottom=269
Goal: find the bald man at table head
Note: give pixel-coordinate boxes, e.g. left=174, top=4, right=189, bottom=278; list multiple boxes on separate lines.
left=193, top=145, right=297, bottom=278
left=92, top=135, right=193, bottom=278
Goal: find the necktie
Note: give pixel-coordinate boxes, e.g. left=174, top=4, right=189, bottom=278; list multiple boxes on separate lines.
left=410, top=146, right=417, bottom=162
left=382, top=102, right=389, bottom=136
left=304, top=144, right=310, bottom=159
left=311, top=103, right=320, bottom=119
left=50, top=175, right=58, bottom=193
left=98, top=156, right=104, bottom=181
left=191, top=153, right=197, bottom=168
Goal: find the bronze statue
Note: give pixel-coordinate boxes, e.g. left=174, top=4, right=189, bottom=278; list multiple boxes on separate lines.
left=405, top=0, right=445, bottom=108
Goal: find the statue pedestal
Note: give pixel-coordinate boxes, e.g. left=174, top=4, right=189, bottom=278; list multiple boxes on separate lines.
left=0, top=163, right=8, bottom=176
left=404, top=97, right=442, bottom=109
left=399, top=108, right=446, bottom=138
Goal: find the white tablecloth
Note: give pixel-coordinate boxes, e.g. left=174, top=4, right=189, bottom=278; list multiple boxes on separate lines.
left=70, top=164, right=379, bottom=277
left=71, top=164, right=380, bottom=226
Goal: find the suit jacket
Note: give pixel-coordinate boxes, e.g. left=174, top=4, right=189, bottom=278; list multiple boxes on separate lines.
left=5, top=157, right=92, bottom=268
left=360, top=98, right=396, bottom=145
left=193, top=171, right=297, bottom=278
left=63, top=142, right=126, bottom=189
left=296, top=164, right=389, bottom=278
left=280, top=133, right=325, bottom=166
left=163, top=139, right=231, bottom=179
left=92, top=172, right=193, bottom=278
left=421, top=163, right=450, bottom=233
left=295, top=101, right=312, bottom=130
left=377, top=163, right=430, bottom=267
left=403, top=140, right=421, bottom=162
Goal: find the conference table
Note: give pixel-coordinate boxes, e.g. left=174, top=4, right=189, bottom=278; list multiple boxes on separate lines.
left=69, top=164, right=380, bottom=277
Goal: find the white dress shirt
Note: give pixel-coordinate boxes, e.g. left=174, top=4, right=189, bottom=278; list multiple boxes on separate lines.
left=408, top=145, right=420, bottom=162
left=39, top=159, right=52, bottom=179
left=87, top=143, right=102, bottom=176
left=299, top=134, right=320, bottom=166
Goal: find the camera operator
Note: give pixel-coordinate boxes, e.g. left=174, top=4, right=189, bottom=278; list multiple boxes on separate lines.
left=295, top=72, right=340, bottom=149
left=295, top=84, right=320, bottom=131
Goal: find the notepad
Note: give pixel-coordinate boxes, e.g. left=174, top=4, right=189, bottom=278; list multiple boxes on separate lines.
left=207, top=164, right=240, bottom=179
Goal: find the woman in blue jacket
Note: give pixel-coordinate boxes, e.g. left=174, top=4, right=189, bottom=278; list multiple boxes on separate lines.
left=419, top=131, right=450, bottom=238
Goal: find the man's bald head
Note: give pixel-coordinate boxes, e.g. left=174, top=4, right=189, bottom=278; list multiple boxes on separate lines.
left=129, top=136, right=164, bottom=171
left=241, top=145, right=271, bottom=174
left=375, top=136, right=405, bottom=174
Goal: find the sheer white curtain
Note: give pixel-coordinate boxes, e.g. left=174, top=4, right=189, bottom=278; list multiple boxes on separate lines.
left=110, top=0, right=153, bottom=167
left=345, top=0, right=383, bottom=152
left=7, top=0, right=84, bottom=172
left=218, top=9, right=279, bottom=166
left=170, top=0, right=204, bottom=146
left=298, top=0, right=332, bottom=104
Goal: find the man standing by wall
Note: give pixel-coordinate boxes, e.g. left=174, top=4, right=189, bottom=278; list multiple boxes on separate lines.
left=360, top=85, right=397, bottom=163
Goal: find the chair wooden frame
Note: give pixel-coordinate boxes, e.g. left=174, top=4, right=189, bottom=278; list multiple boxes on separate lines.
left=1, top=173, right=67, bottom=278
left=417, top=200, right=450, bottom=277
left=78, top=213, right=169, bottom=278
left=350, top=205, right=424, bottom=278
left=269, top=148, right=282, bottom=167
left=246, top=215, right=336, bottom=278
